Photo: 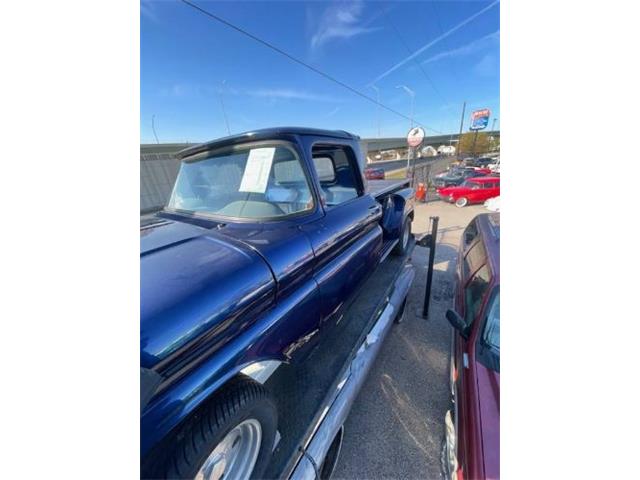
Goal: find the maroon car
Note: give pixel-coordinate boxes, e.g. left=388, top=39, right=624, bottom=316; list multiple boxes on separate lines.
left=444, top=213, right=500, bottom=480
left=364, top=166, right=385, bottom=180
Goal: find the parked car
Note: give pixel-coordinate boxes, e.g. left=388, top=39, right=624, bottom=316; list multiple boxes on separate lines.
left=140, top=127, right=415, bottom=479
left=474, top=157, right=494, bottom=167
left=488, top=157, right=500, bottom=173
left=364, top=166, right=385, bottom=180
left=484, top=196, right=500, bottom=212
left=443, top=213, right=500, bottom=480
left=433, top=167, right=492, bottom=188
left=437, top=176, right=500, bottom=207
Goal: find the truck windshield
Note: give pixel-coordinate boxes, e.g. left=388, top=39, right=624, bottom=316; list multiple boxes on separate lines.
left=168, top=144, right=314, bottom=219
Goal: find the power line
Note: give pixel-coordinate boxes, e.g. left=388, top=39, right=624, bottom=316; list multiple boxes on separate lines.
left=179, top=0, right=443, bottom=134
left=427, top=0, right=463, bottom=83
left=382, top=10, right=447, bottom=105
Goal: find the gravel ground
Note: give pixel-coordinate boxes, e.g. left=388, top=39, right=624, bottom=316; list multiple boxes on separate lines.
left=333, top=200, right=487, bottom=480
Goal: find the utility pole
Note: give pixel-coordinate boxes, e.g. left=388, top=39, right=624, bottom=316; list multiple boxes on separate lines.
left=151, top=114, right=159, bottom=144
left=457, top=101, right=466, bottom=159
left=491, top=117, right=497, bottom=133
left=218, top=80, right=231, bottom=136
left=369, top=85, right=381, bottom=139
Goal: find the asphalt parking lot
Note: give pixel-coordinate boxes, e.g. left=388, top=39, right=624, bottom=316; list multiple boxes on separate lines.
left=333, top=199, right=488, bottom=480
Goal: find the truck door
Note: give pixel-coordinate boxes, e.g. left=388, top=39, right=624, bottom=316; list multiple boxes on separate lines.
left=300, top=143, right=383, bottom=328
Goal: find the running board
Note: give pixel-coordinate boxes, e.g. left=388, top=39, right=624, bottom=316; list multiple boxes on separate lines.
left=289, top=265, right=415, bottom=480
left=379, top=239, right=398, bottom=264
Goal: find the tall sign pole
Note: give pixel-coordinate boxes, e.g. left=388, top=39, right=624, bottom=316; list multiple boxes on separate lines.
left=406, top=127, right=425, bottom=185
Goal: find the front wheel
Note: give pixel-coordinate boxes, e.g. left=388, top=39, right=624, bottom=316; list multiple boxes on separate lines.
left=154, top=376, right=277, bottom=480
left=454, top=197, right=468, bottom=208
left=393, top=216, right=411, bottom=256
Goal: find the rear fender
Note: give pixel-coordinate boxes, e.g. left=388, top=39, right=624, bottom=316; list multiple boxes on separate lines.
left=380, top=188, right=415, bottom=240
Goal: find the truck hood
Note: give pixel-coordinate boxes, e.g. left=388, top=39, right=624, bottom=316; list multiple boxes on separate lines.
left=140, top=218, right=276, bottom=370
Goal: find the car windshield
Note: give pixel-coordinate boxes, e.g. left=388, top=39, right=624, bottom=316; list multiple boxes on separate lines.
left=167, top=144, right=314, bottom=219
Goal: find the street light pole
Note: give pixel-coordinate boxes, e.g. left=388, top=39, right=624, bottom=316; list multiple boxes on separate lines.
left=396, top=85, right=415, bottom=171
left=369, top=85, right=381, bottom=139
left=151, top=114, right=159, bottom=144
left=218, top=80, right=231, bottom=136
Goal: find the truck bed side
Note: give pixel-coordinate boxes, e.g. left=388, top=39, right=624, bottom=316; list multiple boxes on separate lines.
left=368, top=178, right=411, bottom=200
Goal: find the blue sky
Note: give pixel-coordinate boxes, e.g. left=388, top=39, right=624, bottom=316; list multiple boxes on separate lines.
left=141, top=0, right=500, bottom=143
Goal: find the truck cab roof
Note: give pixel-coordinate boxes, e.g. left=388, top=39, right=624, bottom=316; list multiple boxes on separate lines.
left=177, top=127, right=360, bottom=160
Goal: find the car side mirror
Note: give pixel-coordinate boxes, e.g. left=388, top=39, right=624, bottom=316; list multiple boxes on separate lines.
left=464, top=232, right=474, bottom=244
left=446, top=309, right=468, bottom=338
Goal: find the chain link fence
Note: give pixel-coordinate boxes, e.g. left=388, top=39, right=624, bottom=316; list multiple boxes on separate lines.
left=407, top=156, right=456, bottom=192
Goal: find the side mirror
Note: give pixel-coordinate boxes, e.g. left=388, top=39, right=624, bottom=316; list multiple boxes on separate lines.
left=446, top=309, right=468, bottom=338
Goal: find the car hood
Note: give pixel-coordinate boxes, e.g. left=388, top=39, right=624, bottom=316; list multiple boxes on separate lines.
left=476, top=363, right=500, bottom=479
left=140, top=218, right=276, bottom=370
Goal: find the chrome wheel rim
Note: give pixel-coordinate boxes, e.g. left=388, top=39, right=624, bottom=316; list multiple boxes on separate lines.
left=455, top=198, right=467, bottom=207
left=195, top=419, right=262, bottom=480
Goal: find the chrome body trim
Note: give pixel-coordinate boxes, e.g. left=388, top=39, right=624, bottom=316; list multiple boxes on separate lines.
left=240, top=360, right=282, bottom=384
left=289, top=265, right=415, bottom=480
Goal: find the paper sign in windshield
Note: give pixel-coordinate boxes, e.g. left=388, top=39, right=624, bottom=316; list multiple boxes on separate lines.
left=239, top=147, right=275, bottom=193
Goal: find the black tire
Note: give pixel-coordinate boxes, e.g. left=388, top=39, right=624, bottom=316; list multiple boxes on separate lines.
left=151, top=375, right=277, bottom=480
left=393, top=216, right=411, bottom=256
left=393, top=299, right=407, bottom=324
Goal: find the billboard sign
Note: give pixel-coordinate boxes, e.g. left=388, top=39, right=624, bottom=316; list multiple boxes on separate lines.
left=470, top=108, right=491, bottom=131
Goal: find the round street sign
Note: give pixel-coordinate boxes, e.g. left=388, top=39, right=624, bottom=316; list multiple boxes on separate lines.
left=407, top=126, right=425, bottom=147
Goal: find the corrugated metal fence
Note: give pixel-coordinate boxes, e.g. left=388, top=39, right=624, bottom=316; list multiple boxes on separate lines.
left=140, top=144, right=190, bottom=213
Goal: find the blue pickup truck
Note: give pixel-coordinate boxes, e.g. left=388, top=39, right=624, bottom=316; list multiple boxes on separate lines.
left=141, top=127, right=416, bottom=479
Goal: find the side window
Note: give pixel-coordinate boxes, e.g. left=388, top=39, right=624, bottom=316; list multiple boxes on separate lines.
left=462, top=220, right=478, bottom=249
left=312, top=156, right=336, bottom=182
left=464, top=264, right=491, bottom=327
left=312, top=145, right=361, bottom=207
left=463, top=239, right=487, bottom=279
left=482, top=290, right=500, bottom=351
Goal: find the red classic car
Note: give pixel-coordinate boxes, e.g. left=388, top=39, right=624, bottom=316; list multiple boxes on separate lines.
left=444, top=213, right=500, bottom=480
left=364, top=166, right=385, bottom=180
left=437, top=177, right=500, bottom=208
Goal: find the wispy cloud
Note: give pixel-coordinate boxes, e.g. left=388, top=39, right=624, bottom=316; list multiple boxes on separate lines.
left=422, top=30, right=499, bottom=65
left=310, top=0, right=381, bottom=50
left=140, top=0, right=160, bottom=23
left=473, top=54, right=498, bottom=77
left=368, top=0, right=499, bottom=85
left=158, top=83, right=341, bottom=103
left=245, top=88, right=340, bottom=103
left=324, top=106, right=341, bottom=118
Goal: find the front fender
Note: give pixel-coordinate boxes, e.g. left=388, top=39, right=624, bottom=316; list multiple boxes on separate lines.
left=380, top=187, right=415, bottom=240
left=141, top=278, right=322, bottom=457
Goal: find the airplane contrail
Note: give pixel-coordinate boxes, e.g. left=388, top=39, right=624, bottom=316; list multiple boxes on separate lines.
left=369, top=0, right=499, bottom=85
